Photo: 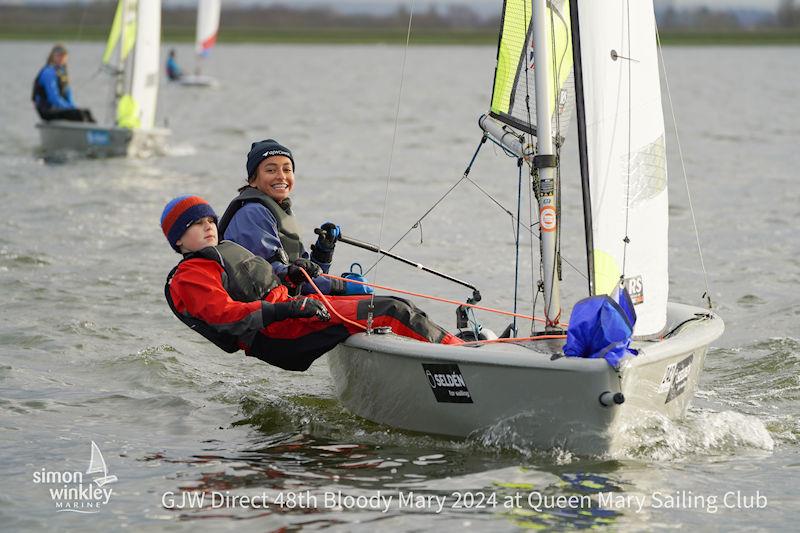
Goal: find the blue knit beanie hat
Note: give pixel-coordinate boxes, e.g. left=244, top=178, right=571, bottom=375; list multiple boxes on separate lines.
left=246, top=139, right=294, bottom=178
left=160, top=195, right=218, bottom=252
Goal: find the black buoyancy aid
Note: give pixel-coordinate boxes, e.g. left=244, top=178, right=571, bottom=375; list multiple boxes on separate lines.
left=164, top=240, right=281, bottom=353
left=31, top=65, right=68, bottom=110
left=217, top=187, right=304, bottom=263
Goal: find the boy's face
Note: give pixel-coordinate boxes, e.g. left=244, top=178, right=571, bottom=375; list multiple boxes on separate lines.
left=176, top=216, right=218, bottom=253
left=251, top=155, right=294, bottom=203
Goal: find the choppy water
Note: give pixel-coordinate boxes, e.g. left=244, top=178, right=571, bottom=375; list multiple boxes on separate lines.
left=1, top=41, right=798, bottom=531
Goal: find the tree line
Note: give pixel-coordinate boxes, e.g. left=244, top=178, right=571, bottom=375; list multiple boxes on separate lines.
left=1, top=2, right=798, bottom=37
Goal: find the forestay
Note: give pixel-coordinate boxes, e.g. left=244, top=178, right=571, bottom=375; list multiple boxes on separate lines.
left=575, top=0, right=668, bottom=336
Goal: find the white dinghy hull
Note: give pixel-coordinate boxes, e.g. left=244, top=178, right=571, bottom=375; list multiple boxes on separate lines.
left=328, top=302, right=723, bottom=456
left=36, top=120, right=169, bottom=159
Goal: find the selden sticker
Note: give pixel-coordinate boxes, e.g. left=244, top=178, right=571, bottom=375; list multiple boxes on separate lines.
left=422, top=363, right=473, bottom=403
left=664, top=354, right=694, bottom=404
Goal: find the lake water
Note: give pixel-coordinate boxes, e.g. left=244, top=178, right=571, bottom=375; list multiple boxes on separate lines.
left=1, top=41, right=798, bottom=531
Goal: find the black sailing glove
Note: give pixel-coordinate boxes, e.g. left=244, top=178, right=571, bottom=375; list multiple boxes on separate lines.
left=310, top=222, right=340, bottom=265
left=282, top=258, right=322, bottom=286
left=271, top=297, right=330, bottom=322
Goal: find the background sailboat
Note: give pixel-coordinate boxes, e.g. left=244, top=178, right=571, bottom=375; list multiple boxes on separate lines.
left=327, top=0, right=724, bottom=455
left=36, top=0, right=169, bottom=159
left=179, top=0, right=221, bottom=87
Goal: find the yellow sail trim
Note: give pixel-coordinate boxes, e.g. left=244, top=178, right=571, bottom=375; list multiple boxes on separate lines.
left=102, top=0, right=137, bottom=65
left=490, top=0, right=531, bottom=116
left=490, top=1, right=573, bottom=125
left=116, top=94, right=140, bottom=129
left=594, top=249, right=621, bottom=296
left=546, top=2, right=573, bottom=117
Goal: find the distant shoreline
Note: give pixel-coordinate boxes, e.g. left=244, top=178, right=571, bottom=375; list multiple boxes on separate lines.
left=2, top=28, right=799, bottom=46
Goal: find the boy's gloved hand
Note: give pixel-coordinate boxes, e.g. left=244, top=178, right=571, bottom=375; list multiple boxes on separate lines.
left=273, top=297, right=330, bottom=321
left=311, top=222, right=340, bottom=264
left=283, top=258, right=322, bottom=285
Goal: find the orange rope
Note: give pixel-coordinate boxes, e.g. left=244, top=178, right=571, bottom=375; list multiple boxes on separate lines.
left=298, top=269, right=367, bottom=331
left=299, top=269, right=569, bottom=346
left=322, top=273, right=568, bottom=327
left=462, top=334, right=567, bottom=346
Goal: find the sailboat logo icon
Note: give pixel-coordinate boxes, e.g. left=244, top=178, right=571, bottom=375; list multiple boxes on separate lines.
left=86, top=441, right=118, bottom=487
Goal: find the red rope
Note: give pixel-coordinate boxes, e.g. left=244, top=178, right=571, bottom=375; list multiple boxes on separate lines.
left=321, top=273, right=568, bottom=327
left=462, top=334, right=567, bottom=346
left=298, top=269, right=367, bottom=331
left=299, top=269, right=570, bottom=347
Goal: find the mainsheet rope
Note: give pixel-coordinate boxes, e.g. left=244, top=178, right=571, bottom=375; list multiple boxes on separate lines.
left=320, top=272, right=568, bottom=328
left=297, top=269, right=568, bottom=344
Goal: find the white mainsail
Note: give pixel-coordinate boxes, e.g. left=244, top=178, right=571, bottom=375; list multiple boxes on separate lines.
left=195, top=0, right=221, bottom=57
left=129, top=0, right=161, bottom=129
left=100, top=0, right=161, bottom=130
left=575, top=0, right=668, bottom=336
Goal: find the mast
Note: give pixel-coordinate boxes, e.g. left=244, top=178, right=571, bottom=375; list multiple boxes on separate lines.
left=569, top=0, right=595, bottom=296
left=532, top=0, right=561, bottom=329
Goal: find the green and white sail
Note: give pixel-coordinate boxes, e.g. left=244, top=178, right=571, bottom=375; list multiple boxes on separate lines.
left=101, top=0, right=162, bottom=130
left=575, top=0, right=668, bottom=336
left=489, top=0, right=575, bottom=139
left=102, top=0, right=137, bottom=65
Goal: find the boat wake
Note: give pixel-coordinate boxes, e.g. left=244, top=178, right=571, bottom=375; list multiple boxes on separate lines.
left=471, top=406, right=773, bottom=463
left=615, top=408, right=774, bottom=461
left=163, top=143, right=197, bottom=157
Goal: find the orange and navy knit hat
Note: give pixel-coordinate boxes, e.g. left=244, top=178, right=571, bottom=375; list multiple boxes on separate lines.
left=160, top=195, right=217, bottom=252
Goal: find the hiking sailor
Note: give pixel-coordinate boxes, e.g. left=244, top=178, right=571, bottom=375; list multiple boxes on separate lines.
left=163, top=196, right=462, bottom=371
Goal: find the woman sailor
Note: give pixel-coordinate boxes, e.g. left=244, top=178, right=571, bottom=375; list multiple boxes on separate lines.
left=218, top=139, right=371, bottom=297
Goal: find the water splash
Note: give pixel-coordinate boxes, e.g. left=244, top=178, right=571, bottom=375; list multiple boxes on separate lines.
left=616, top=409, right=774, bottom=461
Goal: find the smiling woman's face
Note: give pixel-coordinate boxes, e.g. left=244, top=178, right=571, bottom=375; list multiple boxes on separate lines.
left=251, top=155, right=294, bottom=202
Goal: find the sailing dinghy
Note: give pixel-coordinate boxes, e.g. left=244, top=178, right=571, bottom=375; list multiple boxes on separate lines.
left=178, top=0, right=221, bottom=87
left=327, top=0, right=724, bottom=456
left=36, top=0, right=168, bottom=159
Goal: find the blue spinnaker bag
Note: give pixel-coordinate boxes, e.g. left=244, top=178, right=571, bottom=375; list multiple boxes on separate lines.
left=341, top=263, right=373, bottom=295
left=563, top=287, right=638, bottom=368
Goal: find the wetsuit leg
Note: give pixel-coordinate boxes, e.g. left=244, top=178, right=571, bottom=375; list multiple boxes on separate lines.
left=266, top=295, right=462, bottom=345
left=247, top=324, right=350, bottom=371
left=248, top=295, right=462, bottom=371
left=40, top=108, right=95, bottom=122
left=348, top=296, right=462, bottom=344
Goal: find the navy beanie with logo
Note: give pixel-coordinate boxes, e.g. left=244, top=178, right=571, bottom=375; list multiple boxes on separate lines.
left=245, top=139, right=294, bottom=178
